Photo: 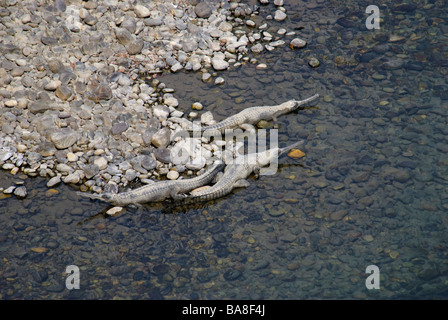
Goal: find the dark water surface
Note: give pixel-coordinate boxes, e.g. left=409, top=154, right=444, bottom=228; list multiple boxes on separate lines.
left=1, top=1, right=448, bottom=299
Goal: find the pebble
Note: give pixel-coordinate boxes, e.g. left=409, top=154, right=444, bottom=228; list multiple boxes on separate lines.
left=151, top=128, right=171, bottom=148
left=192, top=102, right=204, bottom=111
left=288, top=149, right=306, bottom=159
left=5, top=100, right=17, bottom=107
left=167, top=170, right=179, bottom=180
left=211, top=57, right=229, bottom=71
left=50, top=130, right=78, bottom=150
left=214, top=77, right=225, bottom=85
left=106, top=206, right=125, bottom=216
left=330, top=210, right=348, bottom=221
left=274, top=10, right=287, bottom=21
left=251, top=43, right=264, bottom=53
left=46, top=175, right=61, bottom=188
left=195, top=2, right=213, bottom=18
left=93, top=157, right=108, bottom=171
left=13, top=186, right=27, bottom=199
left=308, top=57, right=320, bottom=68
left=134, top=4, right=151, bottom=18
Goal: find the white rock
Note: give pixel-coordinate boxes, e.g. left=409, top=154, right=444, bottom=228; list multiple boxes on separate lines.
left=211, top=57, right=229, bottom=71
left=219, top=21, right=233, bottom=32
left=44, top=80, right=61, bottom=91
left=47, top=175, right=61, bottom=188
left=192, top=102, right=203, bottom=110
left=167, top=170, right=179, bottom=180
left=106, top=206, right=125, bottom=216
left=165, top=96, right=179, bottom=107
left=134, top=4, right=151, bottom=18
left=214, top=77, right=225, bottom=85
left=63, top=172, right=80, bottom=184
left=290, top=38, right=307, bottom=48
left=94, top=157, right=108, bottom=170
left=5, top=100, right=17, bottom=107
left=274, top=10, right=287, bottom=21
left=171, top=62, right=183, bottom=73
left=67, top=152, right=78, bottom=162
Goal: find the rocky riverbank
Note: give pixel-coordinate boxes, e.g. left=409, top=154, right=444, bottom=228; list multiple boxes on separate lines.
left=0, top=0, right=308, bottom=198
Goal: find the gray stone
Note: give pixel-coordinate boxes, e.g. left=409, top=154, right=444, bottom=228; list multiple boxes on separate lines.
left=153, top=105, right=170, bottom=119
left=125, top=169, right=137, bottom=181
left=93, top=157, right=108, bottom=171
left=290, top=38, right=307, bottom=48
left=211, top=57, right=229, bottom=71
left=154, top=147, right=172, bottom=164
left=182, top=39, right=198, bottom=52
left=195, top=2, right=213, bottom=18
left=251, top=43, right=264, bottom=53
left=274, top=10, right=287, bottom=21
left=55, top=0, right=67, bottom=12
left=134, top=4, right=151, bottom=18
left=56, top=163, right=73, bottom=173
left=308, top=57, right=320, bottom=68
left=202, top=72, right=212, bottom=82
left=115, top=27, right=133, bottom=46
left=111, top=122, right=129, bottom=135
left=90, top=84, right=112, bottom=102
left=63, top=172, right=80, bottom=184
left=50, top=129, right=78, bottom=149
left=214, top=77, right=225, bottom=85
left=41, top=36, right=58, bottom=46
left=46, top=175, right=61, bottom=187
left=142, top=128, right=157, bottom=146
left=167, top=170, right=179, bottom=180
left=383, top=59, right=405, bottom=70
left=126, top=39, right=144, bottom=55
left=144, top=18, right=163, bottom=27
left=171, top=62, right=183, bottom=73
left=55, top=86, right=72, bottom=101
left=83, top=164, right=100, bottom=179
left=151, top=127, right=171, bottom=148
left=83, top=14, right=98, bottom=26
left=121, top=18, right=137, bottom=34
left=13, top=186, right=27, bottom=199
left=48, top=59, right=64, bottom=73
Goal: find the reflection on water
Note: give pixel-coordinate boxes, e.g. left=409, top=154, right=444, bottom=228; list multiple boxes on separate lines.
left=1, top=1, right=448, bottom=299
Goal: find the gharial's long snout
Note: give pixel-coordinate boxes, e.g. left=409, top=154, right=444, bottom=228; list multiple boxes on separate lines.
left=294, top=93, right=319, bottom=108
left=279, top=140, right=305, bottom=156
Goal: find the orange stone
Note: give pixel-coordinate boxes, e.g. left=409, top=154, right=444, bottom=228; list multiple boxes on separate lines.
left=288, top=149, right=306, bottom=159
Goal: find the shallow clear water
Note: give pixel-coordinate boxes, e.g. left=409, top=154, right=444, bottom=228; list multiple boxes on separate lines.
left=1, top=1, right=448, bottom=299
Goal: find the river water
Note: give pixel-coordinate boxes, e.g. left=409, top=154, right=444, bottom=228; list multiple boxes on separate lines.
left=1, top=0, right=448, bottom=299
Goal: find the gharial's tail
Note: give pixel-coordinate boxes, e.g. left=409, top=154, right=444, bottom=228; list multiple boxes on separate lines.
left=279, top=140, right=305, bottom=156
left=76, top=191, right=109, bottom=202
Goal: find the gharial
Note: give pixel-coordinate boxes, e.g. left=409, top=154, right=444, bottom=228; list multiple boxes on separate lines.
left=77, top=160, right=225, bottom=206
left=169, top=94, right=319, bottom=133
left=179, top=140, right=305, bottom=202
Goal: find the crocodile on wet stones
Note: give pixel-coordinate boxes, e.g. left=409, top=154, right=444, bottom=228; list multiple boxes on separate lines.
left=196, top=94, right=319, bottom=133
left=181, top=140, right=305, bottom=202
left=77, top=160, right=225, bottom=206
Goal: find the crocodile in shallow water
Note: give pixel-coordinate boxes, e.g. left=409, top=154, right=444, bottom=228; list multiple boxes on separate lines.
left=197, top=94, right=319, bottom=133
left=181, top=140, right=304, bottom=202
left=77, top=160, right=225, bottom=206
